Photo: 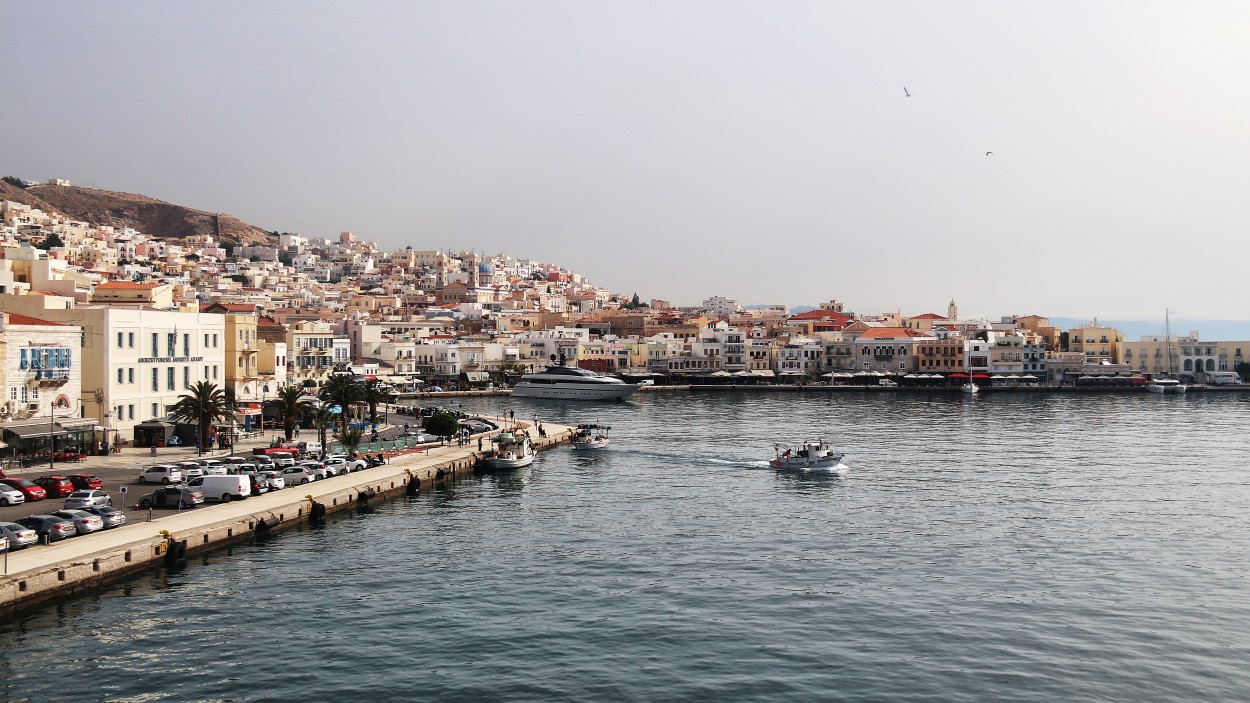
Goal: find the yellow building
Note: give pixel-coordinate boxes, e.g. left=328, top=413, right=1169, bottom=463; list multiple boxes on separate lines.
left=1067, top=324, right=1123, bottom=364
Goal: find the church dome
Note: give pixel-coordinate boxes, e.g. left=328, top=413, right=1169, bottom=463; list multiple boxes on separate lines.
left=478, top=262, right=494, bottom=274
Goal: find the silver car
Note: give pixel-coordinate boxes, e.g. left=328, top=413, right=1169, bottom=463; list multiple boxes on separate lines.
left=63, top=490, right=113, bottom=509
left=49, top=509, right=106, bottom=535
left=0, top=521, right=39, bottom=550
left=0, top=483, right=25, bottom=506
left=82, top=505, right=128, bottom=529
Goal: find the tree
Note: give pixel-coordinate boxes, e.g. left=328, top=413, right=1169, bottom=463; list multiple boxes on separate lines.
left=168, top=381, right=233, bottom=454
left=2, top=176, right=27, bottom=189
left=425, top=411, right=460, bottom=440
left=1059, top=331, right=1070, bottom=352
left=361, top=379, right=389, bottom=424
left=320, top=374, right=362, bottom=420
left=308, top=404, right=336, bottom=455
left=274, top=386, right=312, bottom=441
left=36, top=232, right=65, bottom=250
left=1235, top=362, right=1250, bottom=382
left=336, top=426, right=365, bottom=457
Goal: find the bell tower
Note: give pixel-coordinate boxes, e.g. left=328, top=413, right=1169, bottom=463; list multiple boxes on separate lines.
left=947, top=298, right=958, bottom=321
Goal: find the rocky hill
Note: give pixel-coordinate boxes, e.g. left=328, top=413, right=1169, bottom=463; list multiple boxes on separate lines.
left=0, top=180, right=275, bottom=246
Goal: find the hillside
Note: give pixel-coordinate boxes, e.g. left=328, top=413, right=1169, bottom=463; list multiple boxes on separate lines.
left=0, top=180, right=275, bottom=245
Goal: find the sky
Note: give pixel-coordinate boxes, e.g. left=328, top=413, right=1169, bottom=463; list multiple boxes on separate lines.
left=4, top=2, right=1250, bottom=321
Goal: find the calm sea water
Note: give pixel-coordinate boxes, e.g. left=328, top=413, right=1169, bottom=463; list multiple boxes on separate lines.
left=3, top=391, right=1250, bottom=702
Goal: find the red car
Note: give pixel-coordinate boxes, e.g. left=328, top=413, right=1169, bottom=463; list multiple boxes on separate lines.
left=32, top=475, right=75, bottom=498
left=67, top=474, right=104, bottom=490
left=0, top=478, right=47, bottom=502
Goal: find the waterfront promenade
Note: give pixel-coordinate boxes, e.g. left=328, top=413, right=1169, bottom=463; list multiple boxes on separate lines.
left=0, top=420, right=574, bottom=615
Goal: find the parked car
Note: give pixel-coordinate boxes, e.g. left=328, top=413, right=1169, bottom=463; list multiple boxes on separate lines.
left=253, top=455, right=275, bottom=468
left=137, top=486, right=205, bottom=509
left=16, top=515, right=78, bottom=542
left=400, top=430, right=430, bottom=442
left=0, top=521, right=39, bottom=550
left=63, top=490, right=113, bottom=509
left=222, top=456, right=250, bottom=465
left=271, top=452, right=297, bottom=468
left=0, top=478, right=46, bottom=502
left=247, top=473, right=268, bottom=496
left=67, top=474, right=104, bottom=490
left=81, top=505, right=127, bottom=529
left=49, top=509, right=106, bottom=535
left=257, top=470, right=285, bottom=491
left=298, top=461, right=330, bottom=480
left=32, top=475, right=75, bottom=498
left=0, top=482, right=26, bottom=506
left=279, top=466, right=314, bottom=486
left=137, top=465, right=184, bottom=485
left=199, top=459, right=226, bottom=474
left=177, top=462, right=205, bottom=480
left=325, top=455, right=368, bottom=473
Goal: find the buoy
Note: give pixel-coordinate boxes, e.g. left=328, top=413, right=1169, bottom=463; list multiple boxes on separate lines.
left=255, top=516, right=280, bottom=532
left=308, top=501, right=327, bottom=524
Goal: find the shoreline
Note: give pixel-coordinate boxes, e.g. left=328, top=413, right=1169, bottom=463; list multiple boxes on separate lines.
left=0, top=421, right=574, bottom=618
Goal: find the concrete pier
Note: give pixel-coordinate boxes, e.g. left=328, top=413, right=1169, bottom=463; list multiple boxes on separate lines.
left=0, top=423, right=574, bottom=616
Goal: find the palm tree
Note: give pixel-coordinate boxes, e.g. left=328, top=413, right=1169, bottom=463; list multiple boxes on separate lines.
left=169, top=381, right=233, bottom=454
left=308, top=404, right=336, bottom=456
left=319, top=374, right=362, bottom=421
left=274, top=386, right=312, bottom=441
left=361, top=378, right=389, bottom=425
left=336, top=426, right=365, bottom=458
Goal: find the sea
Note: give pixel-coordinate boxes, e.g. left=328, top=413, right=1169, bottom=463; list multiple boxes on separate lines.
left=2, top=391, right=1249, bottom=702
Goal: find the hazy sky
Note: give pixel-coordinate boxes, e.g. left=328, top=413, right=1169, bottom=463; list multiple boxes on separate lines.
left=4, top=2, right=1249, bottom=320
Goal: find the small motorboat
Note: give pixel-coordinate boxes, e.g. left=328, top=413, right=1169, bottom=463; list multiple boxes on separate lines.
left=476, top=431, right=535, bottom=471
left=771, top=440, right=846, bottom=473
left=571, top=423, right=610, bottom=450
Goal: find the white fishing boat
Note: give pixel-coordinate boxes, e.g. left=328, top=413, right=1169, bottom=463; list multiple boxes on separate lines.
left=571, top=423, right=611, bottom=450
left=477, top=431, right=535, bottom=471
left=511, top=366, right=641, bottom=401
left=771, top=440, right=846, bottom=473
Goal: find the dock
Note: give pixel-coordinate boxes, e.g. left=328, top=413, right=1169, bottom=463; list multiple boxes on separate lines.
left=0, top=422, right=574, bottom=617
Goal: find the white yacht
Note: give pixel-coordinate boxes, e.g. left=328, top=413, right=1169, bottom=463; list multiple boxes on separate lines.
left=511, top=366, right=641, bottom=401
left=1147, top=377, right=1187, bottom=394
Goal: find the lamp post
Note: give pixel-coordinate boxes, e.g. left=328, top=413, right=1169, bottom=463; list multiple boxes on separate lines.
left=49, top=400, right=55, bottom=471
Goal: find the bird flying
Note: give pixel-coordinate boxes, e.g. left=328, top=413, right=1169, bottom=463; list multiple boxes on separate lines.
left=904, top=87, right=911, bottom=97
left=986, top=151, right=993, bottom=156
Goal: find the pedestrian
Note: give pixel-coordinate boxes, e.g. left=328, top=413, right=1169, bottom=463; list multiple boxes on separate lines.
left=478, top=436, right=483, bottom=451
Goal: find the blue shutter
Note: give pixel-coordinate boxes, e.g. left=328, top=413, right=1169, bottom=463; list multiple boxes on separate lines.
left=19, top=349, right=27, bottom=369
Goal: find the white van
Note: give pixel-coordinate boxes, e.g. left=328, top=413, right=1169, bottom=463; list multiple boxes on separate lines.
left=186, top=475, right=251, bottom=503
left=297, top=441, right=322, bottom=458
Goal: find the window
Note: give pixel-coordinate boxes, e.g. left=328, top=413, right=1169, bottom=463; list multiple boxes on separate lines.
left=213, top=334, right=219, bottom=347
left=213, top=365, right=218, bottom=380
left=116, top=405, right=124, bottom=419
left=204, top=333, right=210, bottom=347
left=128, top=368, right=135, bottom=384
left=152, top=403, right=158, bottom=418
left=117, top=332, right=124, bottom=348
left=128, top=405, right=135, bottom=420
left=152, top=367, right=159, bottom=391
left=118, top=368, right=124, bottom=384
left=152, top=333, right=159, bottom=357
left=128, top=332, right=135, bottom=347
left=167, top=367, right=175, bottom=391
left=167, top=333, right=176, bottom=357
left=183, top=366, right=189, bottom=389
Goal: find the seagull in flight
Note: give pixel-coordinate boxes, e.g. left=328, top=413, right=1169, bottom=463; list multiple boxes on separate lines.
left=904, top=87, right=911, bottom=97
left=986, top=151, right=994, bottom=156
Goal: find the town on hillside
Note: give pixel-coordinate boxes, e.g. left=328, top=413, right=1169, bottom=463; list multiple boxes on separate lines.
left=1, top=189, right=1247, bottom=467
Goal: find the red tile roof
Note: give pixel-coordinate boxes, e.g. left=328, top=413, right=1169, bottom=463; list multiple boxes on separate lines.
left=790, top=309, right=855, bottom=323
left=908, top=313, right=949, bottom=320
left=856, top=327, right=925, bottom=339
left=5, top=313, right=66, bottom=326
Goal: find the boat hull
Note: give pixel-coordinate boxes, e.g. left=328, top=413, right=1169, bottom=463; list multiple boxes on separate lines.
left=511, top=382, right=640, bottom=401
left=772, top=460, right=847, bottom=474
left=478, top=455, right=535, bottom=471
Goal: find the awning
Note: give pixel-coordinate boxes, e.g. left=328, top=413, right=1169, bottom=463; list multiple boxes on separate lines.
left=949, top=373, right=970, bottom=379
left=4, top=423, right=67, bottom=439
left=57, top=418, right=98, bottom=431
left=462, top=371, right=490, bottom=383
left=972, top=373, right=991, bottom=379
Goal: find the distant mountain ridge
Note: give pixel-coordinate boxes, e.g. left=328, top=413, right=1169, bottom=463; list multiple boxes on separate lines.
left=0, top=179, right=275, bottom=245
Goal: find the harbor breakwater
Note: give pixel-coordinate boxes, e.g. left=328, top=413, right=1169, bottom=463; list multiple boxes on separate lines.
left=0, top=423, right=573, bottom=617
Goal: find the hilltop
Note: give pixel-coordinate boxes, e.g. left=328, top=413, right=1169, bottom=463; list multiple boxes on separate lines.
left=0, top=179, right=275, bottom=246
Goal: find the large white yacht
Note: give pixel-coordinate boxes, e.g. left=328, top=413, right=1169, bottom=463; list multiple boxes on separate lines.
left=511, top=366, right=641, bottom=401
